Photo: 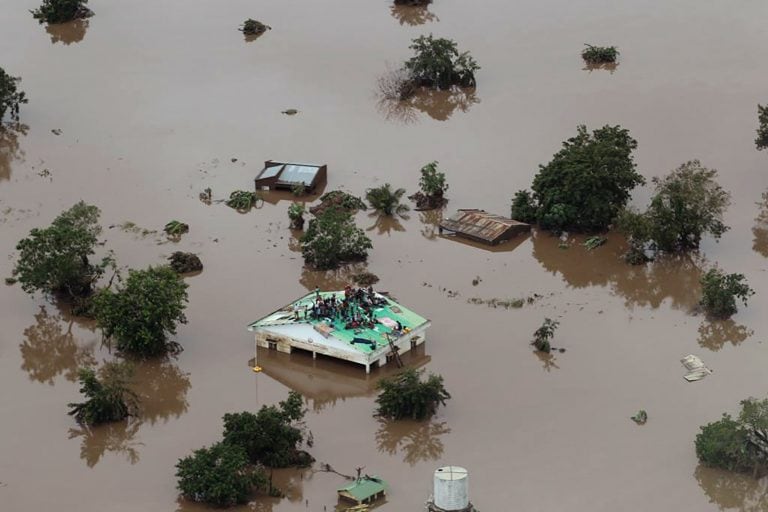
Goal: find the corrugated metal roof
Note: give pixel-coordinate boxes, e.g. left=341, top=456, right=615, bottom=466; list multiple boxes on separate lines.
left=279, top=164, right=320, bottom=186
left=440, top=209, right=529, bottom=243
left=337, top=477, right=387, bottom=501
left=257, top=164, right=283, bottom=179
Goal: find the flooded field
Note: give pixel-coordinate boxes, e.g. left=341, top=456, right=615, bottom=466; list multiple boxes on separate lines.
left=1, top=0, right=768, bottom=510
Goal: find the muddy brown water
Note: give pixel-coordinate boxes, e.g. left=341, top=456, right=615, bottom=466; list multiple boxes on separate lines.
left=2, top=0, right=768, bottom=510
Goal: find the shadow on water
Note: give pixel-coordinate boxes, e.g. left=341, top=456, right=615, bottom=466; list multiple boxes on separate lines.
left=20, top=306, right=97, bottom=385
left=68, top=420, right=142, bottom=468
left=752, top=190, right=768, bottom=258
left=532, top=230, right=704, bottom=311
left=534, top=350, right=561, bottom=372
left=697, top=320, right=754, bottom=352
left=583, top=62, right=619, bottom=74
left=375, top=417, right=450, bottom=465
left=418, top=208, right=443, bottom=240
left=377, top=87, right=480, bottom=123
left=695, top=464, right=768, bottom=511
left=0, top=123, right=28, bottom=182
left=366, top=213, right=407, bottom=236
left=389, top=5, right=439, bottom=26
left=298, top=261, right=370, bottom=291
left=45, top=19, right=89, bottom=45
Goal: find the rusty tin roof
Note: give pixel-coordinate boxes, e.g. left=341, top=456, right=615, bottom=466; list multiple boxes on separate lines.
left=440, top=209, right=529, bottom=244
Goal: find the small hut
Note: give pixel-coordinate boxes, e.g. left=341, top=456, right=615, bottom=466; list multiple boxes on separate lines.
left=439, top=209, right=530, bottom=246
left=337, top=476, right=388, bottom=506
left=254, top=160, right=327, bottom=191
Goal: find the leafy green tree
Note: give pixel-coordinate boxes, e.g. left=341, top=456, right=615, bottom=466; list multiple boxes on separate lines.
left=516, top=125, right=643, bottom=232
left=619, top=160, right=730, bottom=254
left=756, top=104, right=768, bottom=150
left=300, top=207, right=372, bottom=270
left=532, top=318, right=559, bottom=353
left=222, top=391, right=312, bottom=468
left=288, top=202, right=305, bottom=230
left=31, top=0, right=92, bottom=24
left=404, top=35, right=479, bottom=89
left=14, top=201, right=109, bottom=300
left=375, top=368, right=451, bottom=420
left=510, top=190, right=537, bottom=223
left=581, top=44, right=619, bottom=64
left=67, top=361, right=138, bottom=425
left=92, top=266, right=188, bottom=357
left=413, top=161, right=448, bottom=209
left=699, top=268, right=754, bottom=319
left=176, top=442, right=267, bottom=507
left=0, top=67, right=27, bottom=122
left=366, top=183, right=409, bottom=216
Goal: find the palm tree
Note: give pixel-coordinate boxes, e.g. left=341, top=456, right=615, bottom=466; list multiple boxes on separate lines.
left=366, top=184, right=409, bottom=216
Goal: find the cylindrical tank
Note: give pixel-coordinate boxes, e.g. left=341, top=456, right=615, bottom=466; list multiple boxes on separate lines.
left=433, top=466, right=469, bottom=511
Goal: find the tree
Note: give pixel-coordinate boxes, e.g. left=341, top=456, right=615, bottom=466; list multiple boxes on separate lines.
left=222, top=391, right=312, bottom=468
left=696, top=398, right=768, bottom=476
left=411, top=161, right=448, bottom=209
left=239, top=19, right=270, bottom=36
left=756, top=104, right=768, bottom=150
left=300, top=207, right=372, bottom=270
left=92, top=266, right=188, bottom=357
left=699, top=268, right=754, bottom=319
left=14, top=201, right=109, bottom=301
left=176, top=442, right=267, bottom=507
left=531, top=318, right=559, bottom=353
left=67, top=362, right=138, bottom=425
left=581, top=44, right=619, bottom=64
left=366, top=184, right=409, bottom=216
left=510, top=190, right=537, bottom=223
left=404, top=35, right=480, bottom=89
left=288, top=202, right=305, bottom=230
left=516, top=125, right=644, bottom=232
left=0, top=67, right=27, bottom=122
left=31, top=0, right=92, bottom=24
left=619, top=160, right=730, bottom=254
left=375, top=368, right=451, bottom=420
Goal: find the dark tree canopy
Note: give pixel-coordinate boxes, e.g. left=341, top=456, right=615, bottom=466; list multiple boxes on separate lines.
left=222, top=391, right=312, bottom=468
left=514, top=125, right=644, bottom=232
left=92, top=266, right=188, bottom=357
left=618, top=160, right=730, bottom=255
left=67, top=362, right=138, bottom=425
left=31, top=0, right=92, bottom=24
left=375, top=368, right=451, bottom=420
left=14, top=201, right=108, bottom=300
left=300, top=207, right=372, bottom=270
left=699, top=268, right=754, bottom=319
left=0, top=67, right=27, bottom=122
left=176, top=442, right=267, bottom=507
left=404, top=35, right=479, bottom=89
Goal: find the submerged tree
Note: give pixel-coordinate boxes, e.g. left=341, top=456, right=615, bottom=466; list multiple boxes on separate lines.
left=14, top=201, right=110, bottom=301
left=513, top=125, right=643, bottom=232
left=176, top=442, right=267, bottom=507
left=300, top=207, right=372, bottom=270
left=288, top=202, right=305, bottom=230
left=404, top=34, right=479, bottom=89
left=0, top=67, right=28, bottom=122
left=222, top=391, right=312, bottom=468
left=531, top=318, right=559, bottom=353
left=67, top=361, right=138, bottom=425
left=239, top=19, right=270, bottom=36
left=581, top=44, right=619, bottom=64
left=410, top=161, right=448, bottom=209
left=31, top=0, right=93, bottom=24
left=699, top=268, right=754, bottom=319
left=310, top=190, right=367, bottom=216
left=756, top=104, right=768, bottom=151
left=375, top=368, right=451, bottom=420
left=92, top=266, right=188, bottom=357
left=366, top=183, right=410, bottom=216
left=167, top=252, right=203, bottom=274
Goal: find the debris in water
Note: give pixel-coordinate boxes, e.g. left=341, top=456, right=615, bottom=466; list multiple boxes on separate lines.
left=282, top=109, right=299, bottom=115
left=51, top=128, right=62, bottom=135
left=231, top=158, right=238, bottom=163
left=583, top=236, right=607, bottom=250
left=631, top=410, right=648, bottom=425
left=681, top=354, right=712, bottom=382
left=199, top=187, right=212, bottom=204
left=472, top=276, right=481, bottom=286
left=4, top=277, right=17, bottom=285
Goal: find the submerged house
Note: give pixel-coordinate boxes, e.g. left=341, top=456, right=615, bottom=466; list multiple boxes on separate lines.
left=254, top=160, right=327, bottom=192
left=247, top=290, right=431, bottom=373
left=337, top=476, right=388, bottom=505
left=439, top=209, right=530, bottom=246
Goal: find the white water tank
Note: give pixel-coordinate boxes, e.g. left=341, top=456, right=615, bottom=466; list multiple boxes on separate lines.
left=434, top=466, right=469, bottom=511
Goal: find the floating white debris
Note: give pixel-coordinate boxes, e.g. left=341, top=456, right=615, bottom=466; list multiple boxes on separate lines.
left=681, top=354, right=712, bottom=382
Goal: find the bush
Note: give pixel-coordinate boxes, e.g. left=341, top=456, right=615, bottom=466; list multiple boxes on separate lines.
left=240, top=19, right=270, bottom=36
left=618, top=160, right=730, bottom=254
left=176, top=442, right=266, bottom=507
left=532, top=318, right=558, bottom=353
left=288, top=202, right=305, bottom=230
left=699, top=268, right=754, bottom=319
left=526, top=125, right=643, bottom=232
left=0, top=67, right=28, bottom=122
left=222, top=391, right=311, bottom=468
left=310, top=190, right=367, bottom=216
left=168, top=252, right=203, bottom=274
left=510, top=190, right=537, bottom=223
left=67, top=362, right=138, bottom=425
left=226, top=190, right=261, bottom=211
left=163, top=220, right=189, bottom=238
left=31, top=0, right=92, bottom=24
left=14, top=201, right=108, bottom=300
left=404, top=35, right=480, bottom=89
left=92, top=266, right=189, bottom=357
left=366, top=184, right=409, bottom=216
left=756, top=104, right=768, bottom=151
left=301, top=207, right=372, bottom=269
left=581, top=44, right=619, bottom=64
left=410, top=161, right=449, bottom=209
left=375, top=368, right=451, bottom=420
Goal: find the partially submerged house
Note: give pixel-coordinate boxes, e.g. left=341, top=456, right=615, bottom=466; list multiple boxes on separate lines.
left=247, top=290, right=431, bottom=373
left=337, top=476, right=388, bottom=505
left=439, top=209, right=530, bottom=246
left=254, top=160, right=327, bottom=192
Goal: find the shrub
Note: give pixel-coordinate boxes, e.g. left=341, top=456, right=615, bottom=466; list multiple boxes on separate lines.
left=176, top=442, right=266, bottom=507
left=31, top=0, right=92, bottom=24
left=92, top=266, right=188, bottom=357
left=0, top=67, right=28, bottom=122
left=411, top=161, right=448, bottom=209
left=291, top=183, right=306, bottom=197
left=404, top=35, right=480, bottom=89
left=581, top=44, right=619, bottom=64
left=301, top=207, right=372, bottom=269
left=532, top=318, right=558, bottom=353
left=756, top=104, right=768, bottom=151
left=226, top=190, right=261, bottom=211
left=168, top=252, right=203, bottom=274
left=375, top=368, right=451, bottom=420
left=310, top=190, right=367, bottom=216
left=240, top=19, right=270, bottom=36
left=510, top=190, right=537, bottom=223
left=288, top=202, right=305, bottom=230
left=14, top=201, right=108, bottom=300
left=699, top=268, right=754, bottom=319
left=222, top=391, right=311, bottom=468
left=164, top=220, right=189, bottom=238
left=67, top=362, right=138, bottom=425
left=366, top=183, right=409, bottom=216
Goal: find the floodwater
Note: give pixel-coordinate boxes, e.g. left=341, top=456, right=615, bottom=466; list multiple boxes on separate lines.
left=1, top=0, right=768, bottom=510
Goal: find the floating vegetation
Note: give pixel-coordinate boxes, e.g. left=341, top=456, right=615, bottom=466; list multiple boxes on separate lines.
left=467, top=297, right=525, bottom=309
left=164, top=220, right=189, bottom=238
left=631, top=410, right=648, bottom=425
left=352, top=271, right=380, bottom=287
left=226, top=190, right=262, bottom=211
left=168, top=252, right=203, bottom=274
left=583, top=236, right=607, bottom=250
left=581, top=44, right=619, bottom=64
left=239, top=19, right=270, bottom=36
left=199, top=187, right=212, bottom=205
left=115, top=221, right=157, bottom=237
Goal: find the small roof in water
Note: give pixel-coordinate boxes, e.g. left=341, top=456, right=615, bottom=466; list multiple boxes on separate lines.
left=280, top=164, right=319, bottom=186
left=337, top=476, right=387, bottom=502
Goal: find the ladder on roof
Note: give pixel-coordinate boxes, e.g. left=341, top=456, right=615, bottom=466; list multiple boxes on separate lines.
left=385, top=334, right=403, bottom=368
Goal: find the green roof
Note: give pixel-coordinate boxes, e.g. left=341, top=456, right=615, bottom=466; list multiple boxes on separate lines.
left=337, top=476, right=388, bottom=501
